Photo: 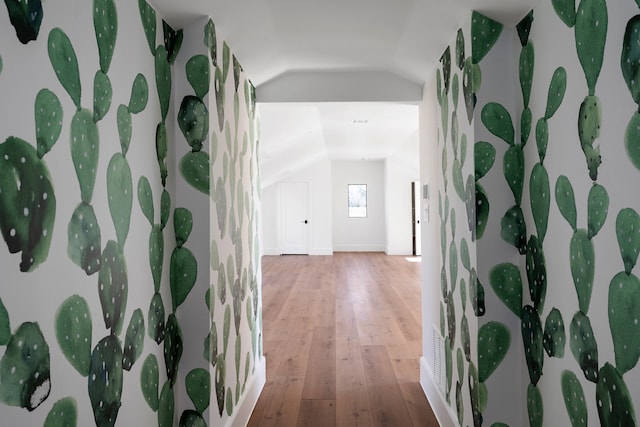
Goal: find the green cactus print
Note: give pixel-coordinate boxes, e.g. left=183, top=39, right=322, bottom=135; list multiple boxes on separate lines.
left=608, top=271, right=640, bottom=374
left=141, top=354, right=159, bottom=411
left=215, top=354, right=226, bottom=416
left=522, top=305, right=544, bottom=386
left=441, top=47, right=451, bottom=96
left=489, top=263, right=523, bottom=319
left=122, top=308, right=145, bottom=371
left=158, top=382, right=174, bottom=427
left=596, top=363, right=637, bottom=426
left=98, top=240, right=128, bottom=335
left=570, top=230, right=595, bottom=314
left=478, top=321, right=510, bottom=382
left=545, top=67, right=567, bottom=120
left=530, top=164, right=550, bottom=241
left=569, top=311, right=598, bottom=383
left=587, top=183, right=608, bottom=239
left=577, top=96, right=602, bottom=180
left=48, top=28, right=81, bottom=108
left=138, top=0, right=156, bottom=55
left=503, top=146, right=524, bottom=206
left=0, top=298, right=9, bottom=345
left=148, top=292, right=165, bottom=344
left=500, top=205, right=526, bottom=254
left=55, top=295, right=92, bottom=377
left=527, top=384, right=543, bottom=427
left=88, top=335, right=123, bottom=426
left=552, top=0, right=577, bottom=27
left=555, top=175, right=578, bottom=231
left=117, top=105, right=132, bottom=155
left=526, top=235, right=547, bottom=312
left=93, top=71, right=113, bottom=122
left=44, top=397, right=77, bottom=427
left=128, top=73, right=149, bottom=114
left=155, top=46, right=171, bottom=122
left=561, top=370, right=587, bottom=427
left=70, top=110, right=100, bottom=204
left=179, top=410, right=206, bottom=427
left=170, top=244, right=197, bottom=312
left=475, top=141, right=495, bottom=180
left=575, top=0, right=607, bottom=96
left=481, top=102, right=514, bottom=146
left=520, top=43, right=534, bottom=108
left=35, top=89, right=63, bottom=158
left=616, top=208, right=640, bottom=274
left=162, top=20, right=183, bottom=65
left=187, top=55, right=210, bottom=99
left=107, top=154, right=133, bottom=247
left=93, top=0, right=117, bottom=74
left=0, top=137, right=56, bottom=272
left=471, top=11, right=503, bottom=64
left=522, top=108, right=532, bottom=146
left=0, top=322, right=50, bottom=410
left=164, top=314, right=183, bottom=387
left=4, top=0, right=43, bottom=44
left=186, top=368, right=210, bottom=414
left=543, top=308, right=566, bottom=358
left=178, top=96, right=209, bottom=151
left=517, top=11, right=533, bottom=46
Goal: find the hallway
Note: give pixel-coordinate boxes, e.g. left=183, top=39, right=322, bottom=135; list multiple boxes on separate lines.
left=248, top=252, right=439, bottom=426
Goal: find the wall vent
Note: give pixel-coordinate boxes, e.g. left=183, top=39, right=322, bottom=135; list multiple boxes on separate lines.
left=432, top=325, right=445, bottom=392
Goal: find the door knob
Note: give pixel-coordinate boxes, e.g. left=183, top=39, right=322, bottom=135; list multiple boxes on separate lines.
left=304, top=220, right=308, bottom=224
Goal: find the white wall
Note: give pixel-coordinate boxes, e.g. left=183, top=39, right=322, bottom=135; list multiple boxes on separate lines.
left=261, top=157, right=333, bottom=255
left=332, top=160, right=386, bottom=252
left=385, top=136, right=420, bottom=255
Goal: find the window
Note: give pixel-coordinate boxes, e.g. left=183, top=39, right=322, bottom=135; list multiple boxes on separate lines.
left=348, top=184, right=367, bottom=218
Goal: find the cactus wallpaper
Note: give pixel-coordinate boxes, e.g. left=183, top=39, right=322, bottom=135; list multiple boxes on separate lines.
left=0, top=1, right=262, bottom=426
left=430, top=0, right=640, bottom=425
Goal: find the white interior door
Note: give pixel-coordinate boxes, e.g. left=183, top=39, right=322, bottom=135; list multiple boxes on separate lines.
left=281, top=182, right=309, bottom=254
left=412, top=181, right=422, bottom=256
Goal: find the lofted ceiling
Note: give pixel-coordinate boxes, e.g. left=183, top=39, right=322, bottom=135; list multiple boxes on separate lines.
left=150, top=0, right=537, bottom=185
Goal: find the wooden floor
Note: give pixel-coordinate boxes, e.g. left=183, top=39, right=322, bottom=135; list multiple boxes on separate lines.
left=248, top=252, right=439, bottom=427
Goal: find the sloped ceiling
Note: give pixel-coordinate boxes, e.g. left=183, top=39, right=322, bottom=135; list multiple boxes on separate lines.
left=150, top=0, right=537, bottom=185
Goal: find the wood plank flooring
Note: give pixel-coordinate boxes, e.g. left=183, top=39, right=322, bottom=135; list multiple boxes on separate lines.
left=248, top=252, right=439, bottom=427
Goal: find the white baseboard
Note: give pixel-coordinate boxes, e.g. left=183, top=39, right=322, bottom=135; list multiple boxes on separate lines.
left=385, top=247, right=414, bottom=256
left=332, top=244, right=386, bottom=252
left=420, top=356, right=457, bottom=427
left=262, top=248, right=281, bottom=256
left=309, top=248, right=333, bottom=255
left=221, top=356, right=266, bottom=427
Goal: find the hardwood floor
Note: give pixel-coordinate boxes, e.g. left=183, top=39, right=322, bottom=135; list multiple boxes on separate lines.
left=248, top=252, right=439, bottom=427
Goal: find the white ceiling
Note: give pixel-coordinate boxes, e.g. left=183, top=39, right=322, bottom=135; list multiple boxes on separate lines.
left=149, top=0, right=537, bottom=186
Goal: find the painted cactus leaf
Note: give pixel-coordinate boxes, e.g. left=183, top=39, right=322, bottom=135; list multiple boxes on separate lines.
left=451, top=111, right=459, bottom=155
left=71, top=110, right=100, bottom=204
left=441, top=47, right=451, bottom=95
left=48, top=28, right=81, bottom=108
left=456, top=380, right=463, bottom=425
left=441, top=87, right=449, bottom=142
left=178, top=95, right=209, bottom=151
left=128, top=73, right=149, bottom=114
left=504, top=145, right=524, bottom=206
left=174, top=207, right=193, bottom=247
left=88, top=335, right=123, bottom=427
left=218, top=262, right=227, bottom=304
left=224, top=305, right=231, bottom=357
left=552, top=0, right=576, bottom=27
left=158, top=381, right=174, bottom=427
left=530, top=163, right=550, bottom=241
left=447, top=292, right=456, bottom=346
left=445, top=337, right=453, bottom=401
left=0, top=137, right=56, bottom=272
left=107, top=154, right=133, bottom=247
left=180, top=151, right=210, bottom=196
left=0, top=322, right=50, bottom=410
left=226, top=386, right=233, bottom=416
left=561, top=370, right=587, bottom=427
left=187, top=54, right=210, bottom=99
left=519, top=42, right=534, bottom=108
left=186, top=368, right=210, bottom=414
left=471, top=11, right=503, bottom=64
left=475, top=183, right=490, bottom=241
left=500, top=205, right=527, bottom=255
left=478, top=321, right=510, bottom=383
left=233, top=55, right=242, bottom=93
left=545, top=67, right=567, bottom=119
left=570, top=311, right=599, bottom=383
left=98, top=240, right=128, bottom=335
left=622, top=16, right=640, bottom=104
left=215, top=66, right=225, bottom=132
left=575, top=0, right=607, bottom=95
left=526, top=235, right=547, bottom=313
left=441, top=265, right=448, bottom=296
left=474, top=141, right=496, bottom=181
left=521, top=107, right=532, bottom=146
left=160, top=189, right=170, bottom=230
left=436, top=69, right=442, bottom=105
left=148, top=292, right=165, bottom=344
left=460, top=134, right=468, bottom=167
left=625, top=112, right=640, bottom=172
left=482, top=102, right=514, bottom=146
left=35, top=89, right=63, bottom=158
left=44, top=397, right=77, bottom=427
left=138, top=0, right=156, bottom=55
left=461, top=315, right=470, bottom=361
left=616, top=208, right=640, bottom=274
left=137, top=176, right=154, bottom=225
left=570, top=230, right=595, bottom=313
left=449, top=240, right=458, bottom=290
left=93, top=71, right=113, bottom=123
left=204, top=322, right=218, bottom=365
left=155, top=46, right=171, bottom=122
left=117, top=104, right=132, bottom=155
left=164, top=314, right=183, bottom=387
left=216, top=177, right=228, bottom=239
left=490, top=262, right=522, bottom=318
left=456, top=29, right=465, bottom=69
left=522, top=305, right=544, bottom=386
left=596, top=363, right=637, bottom=426
left=463, top=57, right=477, bottom=124
left=4, top=0, right=43, bottom=44
left=204, top=18, right=217, bottom=65
left=536, top=118, right=549, bottom=163
left=55, top=295, right=92, bottom=377
left=587, top=183, right=608, bottom=239
left=122, top=309, right=145, bottom=371
left=162, top=20, right=183, bottom=64
left=608, top=271, right=640, bottom=374
left=149, top=225, right=163, bottom=292
left=440, top=302, right=446, bottom=336
left=452, top=159, right=465, bottom=201
left=0, top=298, right=9, bottom=345
left=527, top=384, right=543, bottom=427
left=67, top=202, right=101, bottom=275
left=93, top=0, right=117, bottom=74
left=460, top=238, right=470, bottom=272
left=468, top=361, right=482, bottom=427
left=215, top=354, right=226, bottom=416
left=170, top=247, right=197, bottom=312
left=470, top=268, right=486, bottom=317
left=578, top=96, right=602, bottom=180
left=156, top=123, right=168, bottom=187
left=543, top=307, right=566, bottom=358
left=179, top=410, right=206, bottom=427
left=140, top=354, right=159, bottom=411
left=555, top=175, right=577, bottom=231
left=516, top=10, right=533, bottom=46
